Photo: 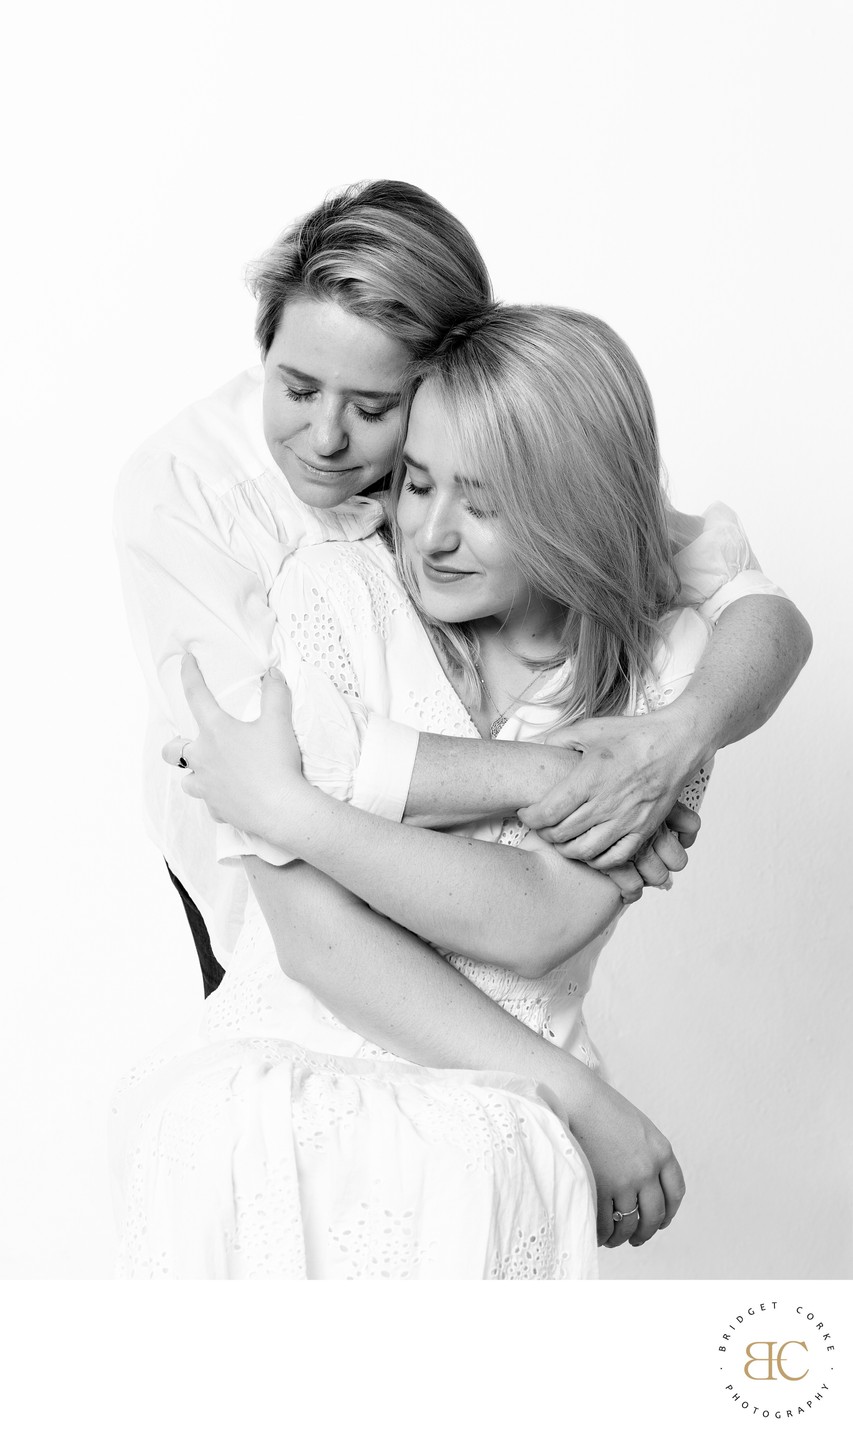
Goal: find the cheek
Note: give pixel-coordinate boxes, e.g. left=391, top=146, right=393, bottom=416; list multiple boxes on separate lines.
left=263, top=392, right=297, bottom=441
left=480, top=539, right=522, bottom=594
left=363, top=420, right=402, bottom=472
left=394, top=495, right=417, bottom=543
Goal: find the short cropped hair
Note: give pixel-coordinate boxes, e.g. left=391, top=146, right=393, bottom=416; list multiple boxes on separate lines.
left=248, top=179, right=493, bottom=358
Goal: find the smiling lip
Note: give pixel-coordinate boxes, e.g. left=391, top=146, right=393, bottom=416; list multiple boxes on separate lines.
left=421, top=560, right=475, bottom=584
left=294, top=454, right=360, bottom=477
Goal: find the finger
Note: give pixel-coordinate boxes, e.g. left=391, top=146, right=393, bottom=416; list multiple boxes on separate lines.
left=659, top=1155, right=687, bottom=1229
left=180, top=653, right=225, bottom=728
left=569, top=831, right=646, bottom=866
left=632, top=844, right=672, bottom=888
left=604, top=863, right=644, bottom=904
left=651, top=826, right=688, bottom=875
left=665, top=801, right=701, bottom=846
left=260, top=667, right=293, bottom=720
left=518, top=786, right=597, bottom=835
left=603, top=1193, right=641, bottom=1248
left=629, top=1182, right=666, bottom=1247
left=162, top=736, right=187, bottom=767
left=596, top=1195, right=613, bottom=1247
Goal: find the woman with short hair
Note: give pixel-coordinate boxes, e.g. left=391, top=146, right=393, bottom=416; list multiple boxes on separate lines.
left=113, top=303, right=809, bottom=1278
left=116, top=178, right=809, bottom=1001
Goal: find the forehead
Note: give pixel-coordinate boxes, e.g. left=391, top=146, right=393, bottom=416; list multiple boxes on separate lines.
left=270, top=298, right=410, bottom=392
left=407, top=383, right=477, bottom=477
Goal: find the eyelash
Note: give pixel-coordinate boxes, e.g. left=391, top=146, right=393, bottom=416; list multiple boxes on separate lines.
left=403, top=478, right=494, bottom=521
left=283, top=385, right=391, bottom=424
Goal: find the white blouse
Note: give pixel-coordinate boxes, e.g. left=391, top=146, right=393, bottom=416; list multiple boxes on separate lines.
left=214, top=532, right=739, bottom=1070
left=115, top=365, right=787, bottom=963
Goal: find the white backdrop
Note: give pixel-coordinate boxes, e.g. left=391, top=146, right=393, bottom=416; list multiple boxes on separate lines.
left=2, top=0, right=850, bottom=1282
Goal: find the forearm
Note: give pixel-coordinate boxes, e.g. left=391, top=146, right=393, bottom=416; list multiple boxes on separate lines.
left=245, top=857, right=602, bottom=1122
left=666, top=595, right=812, bottom=767
left=264, top=782, right=621, bottom=973
left=402, top=733, right=582, bottom=827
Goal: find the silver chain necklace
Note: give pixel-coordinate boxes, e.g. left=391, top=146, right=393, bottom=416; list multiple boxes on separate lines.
left=476, top=666, right=542, bottom=739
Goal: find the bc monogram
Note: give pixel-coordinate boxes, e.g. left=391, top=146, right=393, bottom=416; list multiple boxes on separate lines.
left=743, top=1341, right=809, bottom=1382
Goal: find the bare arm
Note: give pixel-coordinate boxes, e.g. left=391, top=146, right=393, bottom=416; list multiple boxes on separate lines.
left=246, top=855, right=686, bottom=1247
left=178, top=660, right=624, bottom=976
left=520, top=595, right=812, bottom=863
left=255, top=764, right=622, bottom=977
left=403, top=595, right=810, bottom=837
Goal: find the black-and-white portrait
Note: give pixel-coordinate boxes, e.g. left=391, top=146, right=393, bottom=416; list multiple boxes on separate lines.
left=4, top=0, right=849, bottom=1423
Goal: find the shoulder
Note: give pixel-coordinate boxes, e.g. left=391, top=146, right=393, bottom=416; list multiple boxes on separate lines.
left=670, top=500, right=758, bottom=602
left=275, top=534, right=405, bottom=609
left=116, top=368, right=268, bottom=512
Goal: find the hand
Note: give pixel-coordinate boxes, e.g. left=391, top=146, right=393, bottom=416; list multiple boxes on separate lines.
left=566, top=1074, right=686, bottom=1247
left=600, top=809, right=700, bottom=902
left=518, top=705, right=706, bottom=866
left=162, top=654, right=303, bottom=834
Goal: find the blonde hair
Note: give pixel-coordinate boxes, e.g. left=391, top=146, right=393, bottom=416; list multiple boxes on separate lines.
left=248, top=180, right=492, bottom=357
left=391, top=306, right=681, bottom=722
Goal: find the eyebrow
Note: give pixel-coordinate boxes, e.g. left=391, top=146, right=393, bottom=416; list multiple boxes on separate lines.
left=277, top=364, right=400, bottom=403
left=402, top=450, right=483, bottom=486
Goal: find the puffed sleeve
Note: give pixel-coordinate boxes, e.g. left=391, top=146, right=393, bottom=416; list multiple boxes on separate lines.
left=670, top=501, right=789, bottom=622
left=216, top=545, right=419, bottom=867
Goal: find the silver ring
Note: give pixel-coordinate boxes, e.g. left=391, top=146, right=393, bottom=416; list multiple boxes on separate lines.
left=612, top=1202, right=640, bottom=1222
left=178, top=741, right=192, bottom=771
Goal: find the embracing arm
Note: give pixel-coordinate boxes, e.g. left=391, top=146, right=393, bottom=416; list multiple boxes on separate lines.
left=519, top=593, right=811, bottom=863
left=257, top=742, right=621, bottom=977
left=402, top=593, right=810, bottom=837
left=179, top=660, right=623, bottom=977
left=246, top=854, right=685, bottom=1247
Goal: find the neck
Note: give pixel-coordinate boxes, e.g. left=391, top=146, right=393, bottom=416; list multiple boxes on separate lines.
left=475, top=603, right=563, bottom=666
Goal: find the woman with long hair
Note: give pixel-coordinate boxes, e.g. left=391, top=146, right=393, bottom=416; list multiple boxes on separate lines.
left=112, top=305, right=807, bottom=1278
left=116, top=179, right=810, bottom=1001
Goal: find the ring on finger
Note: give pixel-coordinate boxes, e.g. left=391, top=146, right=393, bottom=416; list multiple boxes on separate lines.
left=612, top=1201, right=640, bottom=1223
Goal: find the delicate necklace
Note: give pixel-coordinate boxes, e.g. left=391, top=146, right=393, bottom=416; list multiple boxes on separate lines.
left=476, top=665, right=543, bottom=739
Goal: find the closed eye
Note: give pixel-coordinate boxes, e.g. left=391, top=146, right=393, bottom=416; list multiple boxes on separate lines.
left=355, top=404, right=396, bottom=424
left=403, top=474, right=431, bottom=497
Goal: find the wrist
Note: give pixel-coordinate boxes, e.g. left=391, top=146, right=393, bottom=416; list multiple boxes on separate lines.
left=258, top=775, right=316, bottom=850
left=654, top=692, right=715, bottom=771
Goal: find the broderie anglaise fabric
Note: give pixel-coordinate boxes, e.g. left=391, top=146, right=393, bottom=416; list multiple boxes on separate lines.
left=113, top=538, right=714, bottom=1281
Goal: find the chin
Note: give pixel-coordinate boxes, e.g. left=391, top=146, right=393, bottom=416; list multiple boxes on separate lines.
left=281, top=470, right=352, bottom=510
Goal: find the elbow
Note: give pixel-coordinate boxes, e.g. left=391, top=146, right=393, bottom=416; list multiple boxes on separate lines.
left=508, top=926, right=581, bottom=981
left=796, top=611, right=814, bottom=670
left=779, top=599, right=813, bottom=677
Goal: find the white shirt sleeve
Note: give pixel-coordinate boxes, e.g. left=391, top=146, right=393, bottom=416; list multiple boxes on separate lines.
left=114, top=448, right=279, bottom=739
left=671, top=501, right=789, bottom=623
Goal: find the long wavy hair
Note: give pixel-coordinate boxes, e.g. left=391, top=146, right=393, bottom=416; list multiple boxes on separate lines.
left=391, top=305, right=682, bottom=722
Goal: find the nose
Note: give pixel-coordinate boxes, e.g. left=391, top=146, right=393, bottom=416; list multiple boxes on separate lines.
left=419, top=494, right=461, bottom=556
left=310, top=398, right=348, bottom=456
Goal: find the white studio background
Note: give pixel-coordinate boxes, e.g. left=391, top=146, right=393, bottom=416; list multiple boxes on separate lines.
left=1, top=0, right=850, bottom=1283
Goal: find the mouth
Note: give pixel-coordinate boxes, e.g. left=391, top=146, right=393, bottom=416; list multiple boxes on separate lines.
left=293, top=453, right=360, bottom=478
left=421, top=559, right=476, bottom=585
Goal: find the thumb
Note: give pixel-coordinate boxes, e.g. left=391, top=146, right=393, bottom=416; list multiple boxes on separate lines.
left=260, top=667, right=293, bottom=721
